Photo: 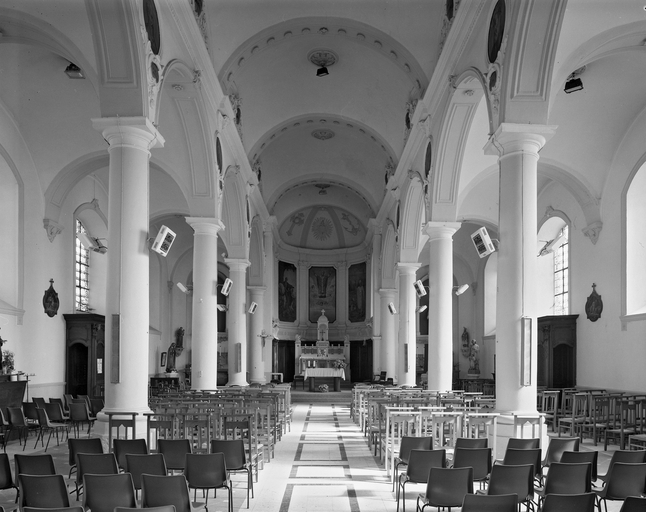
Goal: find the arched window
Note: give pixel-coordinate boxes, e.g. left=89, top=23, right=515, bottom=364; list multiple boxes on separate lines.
left=75, top=219, right=90, bottom=312
left=553, top=225, right=569, bottom=315
left=625, top=161, right=646, bottom=316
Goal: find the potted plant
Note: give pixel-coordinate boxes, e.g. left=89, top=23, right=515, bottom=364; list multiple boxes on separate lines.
left=2, top=350, right=14, bottom=375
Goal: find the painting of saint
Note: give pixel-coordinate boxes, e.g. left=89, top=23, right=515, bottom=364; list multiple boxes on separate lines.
left=278, top=261, right=297, bottom=322
left=348, top=262, right=366, bottom=322
left=309, top=267, right=336, bottom=323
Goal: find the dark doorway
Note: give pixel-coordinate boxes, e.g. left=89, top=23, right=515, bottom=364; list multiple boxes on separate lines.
left=350, top=339, right=373, bottom=383
left=67, top=343, right=88, bottom=397
left=272, top=340, right=295, bottom=383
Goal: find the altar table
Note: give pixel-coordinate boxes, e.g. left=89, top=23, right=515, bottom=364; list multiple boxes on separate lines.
left=303, top=368, right=346, bottom=392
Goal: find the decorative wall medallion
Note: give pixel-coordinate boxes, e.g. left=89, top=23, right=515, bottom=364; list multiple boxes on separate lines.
left=308, top=49, right=338, bottom=68
left=487, top=0, right=506, bottom=63
left=311, top=217, right=333, bottom=241
left=42, top=279, right=60, bottom=318
left=585, top=283, right=603, bottom=322
left=312, top=129, right=335, bottom=140
left=143, top=0, right=161, bottom=55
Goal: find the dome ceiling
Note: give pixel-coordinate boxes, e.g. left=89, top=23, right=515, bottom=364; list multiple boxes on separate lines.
left=278, top=204, right=366, bottom=250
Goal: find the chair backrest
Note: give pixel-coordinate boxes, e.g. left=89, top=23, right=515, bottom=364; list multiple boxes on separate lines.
left=19, top=474, right=69, bottom=510
left=14, top=454, right=56, bottom=477
left=461, top=493, right=517, bottom=512
left=82, top=473, right=137, bottom=512
left=543, top=437, right=580, bottom=467
left=541, top=492, right=596, bottom=512
left=211, top=439, right=246, bottom=470
left=126, top=453, right=168, bottom=490
left=158, top=439, right=192, bottom=471
left=76, top=453, right=119, bottom=487
left=455, top=437, right=488, bottom=449
left=50, top=398, right=68, bottom=413
left=397, top=436, right=433, bottom=464
left=452, top=447, right=492, bottom=481
left=604, top=462, right=646, bottom=500
left=44, top=403, right=67, bottom=423
left=560, top=450, right=598, bottom=481
left=8, top=407, right=27, bottom=427
left=405, top=449, right=446, bottom=484
left=543, top=462, right=592, bottom=495
left=32, top=397, right=47, bottom=409
left=24, top=507, right=84, bottom=512
left=22, top=402, right=39, bottom=422
left=487, top=463, right=534, bottom=504
left=184, top=453, right=228, bottom=490
left=114, top=507, right=176, bottom=512
left=67, top=437, right=104, bottom=467
left=424, top=466, right=474, bottom=508
left=141, top=474, right=192, bottom=512
left=112, top=438, right=148, bottom=471
left=36, top=408, right=52, bottom=428
left=68, top=402, right=91, bottom=422
left=0, top=453, right=14, bottom=490
left=620, top=496, right=646, bottom=512
left=507, top=437, right=540, bottom=449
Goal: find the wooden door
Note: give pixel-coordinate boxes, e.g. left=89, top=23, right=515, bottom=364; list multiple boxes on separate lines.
left=272, top=340, right=295, bottom=383
left=349, top=339, right=373, bottom=383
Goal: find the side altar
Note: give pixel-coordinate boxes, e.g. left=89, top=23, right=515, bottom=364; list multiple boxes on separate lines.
left=295, top=310, right=349, bottom=391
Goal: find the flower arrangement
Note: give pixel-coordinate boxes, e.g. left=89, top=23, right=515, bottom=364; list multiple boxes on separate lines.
left=317, top=384, right=329, bottom=393
left=333, top=359, right=347, bottom=369
left=2, top=350, right=14, bottom=374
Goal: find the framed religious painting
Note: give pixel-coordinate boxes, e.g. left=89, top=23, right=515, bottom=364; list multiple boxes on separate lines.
left=278, top=261, right=297, bottom=322
left=309, top=266, right=336, bottom=323
left=348, top=262, right=366, bottom=323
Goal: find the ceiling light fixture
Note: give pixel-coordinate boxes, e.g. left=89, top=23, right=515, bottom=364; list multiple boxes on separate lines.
left=564, top=66, right=586, bottom=94
left=308, top=49, right=337, bottom=78
left=64, top=62, right=84, bottom=79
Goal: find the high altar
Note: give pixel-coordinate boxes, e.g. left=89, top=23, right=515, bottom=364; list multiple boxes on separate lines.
left=295, top=310, right=349, bottom=391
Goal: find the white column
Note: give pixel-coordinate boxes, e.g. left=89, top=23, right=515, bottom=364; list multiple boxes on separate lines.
left=185, top=217, right=223, bottom=391
left=484, top=123, right=556, bottom=413
left=425, top=222, right=461, bottom=392
left=379, top=288, right=397, bottom=382
left=262, top=220, right=277, bottom=373
left=225, top=258, right=250, bottom=386
left=248, top=285, right=266, bottom=384
left=397, top=263, right=420, bottom=386
left=371, top=228, right=383, bottom=374
left=91, top=117, right=164, bottom=431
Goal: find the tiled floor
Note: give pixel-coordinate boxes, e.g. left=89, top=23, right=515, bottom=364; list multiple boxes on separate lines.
left=0, top=397, right=633, bottom=511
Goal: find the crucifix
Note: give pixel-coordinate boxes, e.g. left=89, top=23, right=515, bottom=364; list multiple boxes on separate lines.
left=258, top=329, right=270, bottom=348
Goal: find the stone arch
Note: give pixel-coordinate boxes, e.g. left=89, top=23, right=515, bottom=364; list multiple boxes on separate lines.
left=398, top=171, right=426, bottom=262
left=248, top=215, right=264, bottom=286
left=381, top=221, right=398, bottom=289
left=220, top=165, right=248, bottom=258
left=431, top=72, right=487, bottom=222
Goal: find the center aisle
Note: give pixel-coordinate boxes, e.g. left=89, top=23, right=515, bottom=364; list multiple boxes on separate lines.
left=252, top=401, right=397, bottom=512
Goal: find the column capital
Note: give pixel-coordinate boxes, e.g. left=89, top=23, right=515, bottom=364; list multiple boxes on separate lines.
left=484, top=123, right=557, bottom=157
left=423, top=222, right=461, bottom=240
left=396, top=262, right=421, bottom=275
left=186, top=217, right=224, bottom=236
left=92, top=116, right=165, bottom=150
left=247, top=285, right=267, bottom=294
left=225, top=258, right=251, bottom=271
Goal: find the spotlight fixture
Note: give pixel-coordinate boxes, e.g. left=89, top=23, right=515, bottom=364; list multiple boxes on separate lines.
left=564, top=66, right=586, bottom=94
left=454, top=284, right=469, bottom=296
left=176, top=283, right=193, bottom=295
left=216, top=304, right=228, bottom=312
left=388, top=302, right=397, bottom=315
left=248, top=302, right=258, bottom=314
left=414, top=280, right=427, bottom=297
left=64, top=62, right=84, bottom=79
left=77, top=232, right=107, bottom=254
left=416, top=305, right=428, bottom=313
left=308, top=49, right=337, bottom=78
left=220, top=278, right=233, bottom=296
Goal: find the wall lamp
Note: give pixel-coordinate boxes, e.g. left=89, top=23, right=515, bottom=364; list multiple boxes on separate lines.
left=216, top=304, right=228, bottom=312
left=176, top=282, right=192, bottom=295
left=416, top=305, right=427, bottom=313
left=64, top=62, right=84, bottom=79
left=564, top=66, right=586, bottom=94
left=454, top=284, right=469, bottom=296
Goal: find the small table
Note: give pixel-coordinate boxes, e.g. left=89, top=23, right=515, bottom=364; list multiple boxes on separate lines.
left=303, top=368, right=345, bottom=391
